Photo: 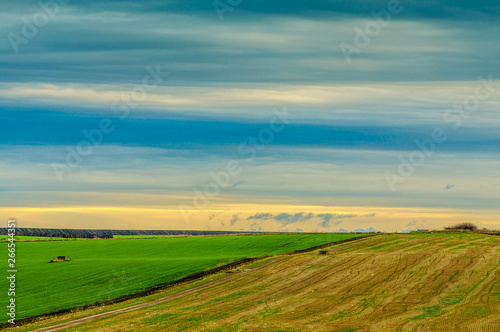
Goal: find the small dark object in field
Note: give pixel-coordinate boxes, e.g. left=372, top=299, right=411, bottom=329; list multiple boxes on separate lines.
left=50, top=256, right=71, bottom=263
left=319, top=250, right=328, bottom=255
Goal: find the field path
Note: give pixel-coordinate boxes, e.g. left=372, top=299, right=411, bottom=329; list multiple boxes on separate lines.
left=32, top=257, right=289, bottom=332
left=27, top=234, right=500, bottom=331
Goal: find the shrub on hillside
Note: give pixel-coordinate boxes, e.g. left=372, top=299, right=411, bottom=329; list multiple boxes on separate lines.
left=444, top=223, right=478, bottom=232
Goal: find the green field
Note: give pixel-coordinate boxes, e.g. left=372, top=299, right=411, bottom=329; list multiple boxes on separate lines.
left=0, top=236, right=68, bottom=242
left=0, top=233, right=363, bottom=322
left=21, top=233, right=498, bottom=332
left=0, top=235, right=177, bottom=241
left=112, top=235, right=178, bottom=239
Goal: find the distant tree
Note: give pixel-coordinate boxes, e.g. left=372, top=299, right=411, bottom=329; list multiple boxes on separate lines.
left=444, top=223, right=478, bottom=232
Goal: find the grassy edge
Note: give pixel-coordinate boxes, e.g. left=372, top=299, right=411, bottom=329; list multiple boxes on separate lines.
left=3, top=234, right=372, bottom=330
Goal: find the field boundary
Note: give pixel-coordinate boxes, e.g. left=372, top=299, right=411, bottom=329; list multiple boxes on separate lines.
left=2, top=234, right=375, bottom=329
left=286, top=234, right=376, bottom=255
left=31, top=257, right=292, bottom=332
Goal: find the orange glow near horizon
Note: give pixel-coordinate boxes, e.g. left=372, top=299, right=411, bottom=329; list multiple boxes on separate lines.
left=1, top=205, right=498, bottom=233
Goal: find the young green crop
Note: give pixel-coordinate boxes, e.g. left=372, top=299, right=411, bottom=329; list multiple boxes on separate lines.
left=0, top=233, right=363, bottom=322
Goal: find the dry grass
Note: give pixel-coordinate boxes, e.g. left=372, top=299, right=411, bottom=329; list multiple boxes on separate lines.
left=21, top=233, right=500, bottom=331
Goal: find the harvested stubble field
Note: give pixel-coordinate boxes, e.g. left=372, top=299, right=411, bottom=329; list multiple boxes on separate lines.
left=1, top=233, right=363, bottom=324
left=19, top=232, right=500, bottom=332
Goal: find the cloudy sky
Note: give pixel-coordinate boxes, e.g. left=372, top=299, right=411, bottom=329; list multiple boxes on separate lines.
left=1, top=0, right=499, bottom=232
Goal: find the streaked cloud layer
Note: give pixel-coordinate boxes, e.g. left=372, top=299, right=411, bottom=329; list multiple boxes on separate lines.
left=1, top=0, right=499, bottom=231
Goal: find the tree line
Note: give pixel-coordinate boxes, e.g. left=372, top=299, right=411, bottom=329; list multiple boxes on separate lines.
left=0, top=228, right=247, bottom=239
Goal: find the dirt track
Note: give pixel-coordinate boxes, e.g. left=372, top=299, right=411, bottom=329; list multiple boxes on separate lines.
left=32, top=257, right=289, bottom=331
left=26, top=234, right=500, bottom=331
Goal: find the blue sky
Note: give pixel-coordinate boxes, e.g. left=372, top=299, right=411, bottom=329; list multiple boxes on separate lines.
left=1, top=0, right=499, bottom=232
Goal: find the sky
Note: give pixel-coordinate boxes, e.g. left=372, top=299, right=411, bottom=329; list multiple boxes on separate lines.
left=1, top=0, right=499, bottom=232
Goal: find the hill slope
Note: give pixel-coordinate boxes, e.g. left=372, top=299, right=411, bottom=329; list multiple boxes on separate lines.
left=1, top=233, right=363, bottom=322
left=26, top=233, right=499, bottom=331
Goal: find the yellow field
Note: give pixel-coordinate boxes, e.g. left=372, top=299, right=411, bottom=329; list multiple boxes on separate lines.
left=22, top=233, right=500, bottom=331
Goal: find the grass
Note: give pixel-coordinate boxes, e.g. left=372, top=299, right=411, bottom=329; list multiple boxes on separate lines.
left=0, top=235, right=68, bottom=242
left=22, top=232, right=497, bottom=332
left=0, top=233, right=363, bottom=322
left=409, top=306, right=443, bottom=321
left=112, top=235, right=178, bottom=239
